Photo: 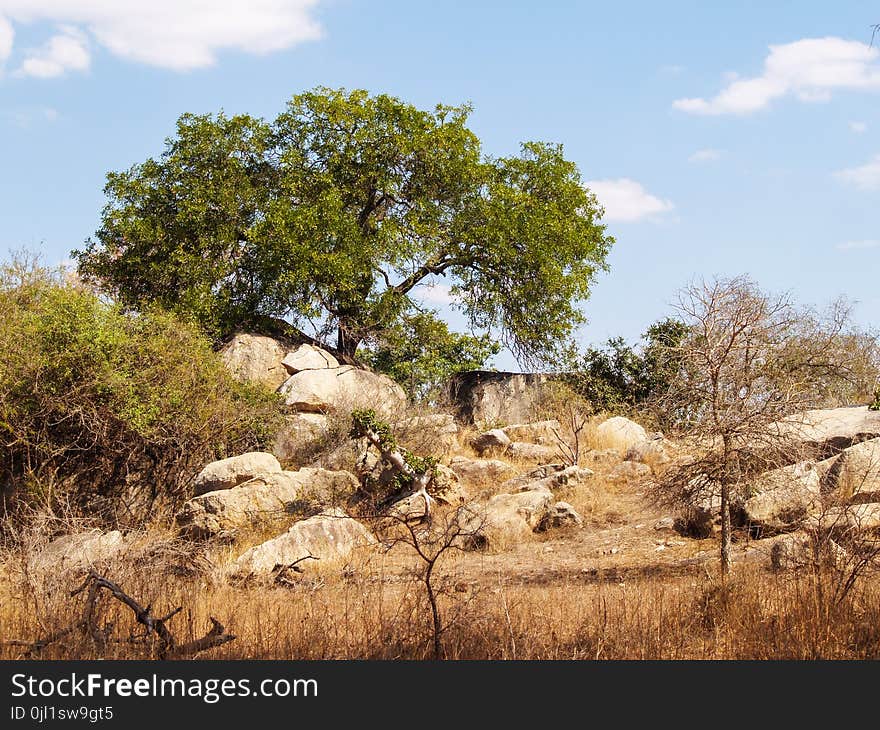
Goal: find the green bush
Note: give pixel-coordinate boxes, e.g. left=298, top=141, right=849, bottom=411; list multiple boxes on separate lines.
left=0, top=258, right=282, bottom=525
left=564, top=317, right=688, bottom=417
left=871, top=387, right=880, bottom=411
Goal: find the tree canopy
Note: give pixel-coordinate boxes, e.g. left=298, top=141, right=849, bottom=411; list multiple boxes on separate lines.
left=75, top=87, right=613, bottom=365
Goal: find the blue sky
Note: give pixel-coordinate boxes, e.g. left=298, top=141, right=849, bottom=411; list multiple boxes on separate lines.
left=1, top=1, right=879, bottom=370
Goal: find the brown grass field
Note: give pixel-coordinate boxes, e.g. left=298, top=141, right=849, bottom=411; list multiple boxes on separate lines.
left=4, top=450, right=880, bottom=661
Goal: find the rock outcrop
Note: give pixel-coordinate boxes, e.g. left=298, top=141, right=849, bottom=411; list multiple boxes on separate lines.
left=448, top=457, right=518, bottom=487
left=279, top=365, right=406, bottom=416
left=234, top=508, right=374, bottom=576
left=272, top=414, right=330, bottom=463
left=595, top=416, right=648, bottom=453
left=744, top=461, right=822, bottom=534
left=281, top=344, right=339, bottom=373
left=447, top=371, right=550, bottom=426
left=192, top=452, right=282, bottom=496
left=220, top=334, right=290, bottom=390
left=177, top=468, right=359, bottom=538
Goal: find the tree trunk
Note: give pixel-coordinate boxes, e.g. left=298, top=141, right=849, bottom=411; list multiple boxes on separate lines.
left=424, top=561, right=442, bottom=660
left=720, top=483, right=732, bottom=578
left=336, top=325, right=361, bottom=360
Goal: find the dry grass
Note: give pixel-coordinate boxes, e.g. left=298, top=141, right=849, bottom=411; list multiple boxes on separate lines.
left=7, top=397, right=877, bottom=661
left=3, top=528, right=880, bottom=660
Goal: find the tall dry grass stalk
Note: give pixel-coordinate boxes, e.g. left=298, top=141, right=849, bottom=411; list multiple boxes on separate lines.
left=3, top=532, right=880, bottom=660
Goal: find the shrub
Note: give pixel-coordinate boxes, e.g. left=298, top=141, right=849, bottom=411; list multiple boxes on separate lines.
left=0, top=258, right=282, bottom=525
left=564, top=317, right=688, bottom=420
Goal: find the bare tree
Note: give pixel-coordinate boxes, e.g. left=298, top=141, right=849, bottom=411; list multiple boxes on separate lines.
left=655, top=276, right=862, bottom=576
left=372, top=504, right=485, bottom=660
left=551, top=400, right=590, bottom=467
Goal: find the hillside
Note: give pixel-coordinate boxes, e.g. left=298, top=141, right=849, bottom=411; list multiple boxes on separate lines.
left=3, top=335, right=880, bottom=660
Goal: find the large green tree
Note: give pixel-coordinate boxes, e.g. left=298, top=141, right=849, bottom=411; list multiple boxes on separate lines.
left=75, top=88, right=613, bottom=364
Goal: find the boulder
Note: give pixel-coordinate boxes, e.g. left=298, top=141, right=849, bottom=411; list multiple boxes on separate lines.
left=446, top=370, right=552, bottom=426
left=448, top=457, right=518, bottom=487
left=583, top=449, right=622, bottom=468
left=30, top=530, right=125, bottom=574
left=388, top=491, right=434, bottom=521
left=770, top=531, right=847, bottom=571
left=595, top=416, right=648, bottom=453
left=505, top=442, right=559, bottom=463
left=605, top=461, right=652, bottom=484
left=473, top=487, right=556, bottom=547
left=779, top=406, right=880, bottom=459
left=625, top=438, right=672, bottom=465
left=823, top=438, right=880, bottom=503
left=429, top=463, right=466, bottom=505
left=219, top=333, right=289, bottom=390
left=501, top=420, right=562, bottom=445
left=272, top=413, right=330, bottom=463
left=538, top=501, right=583, bottom=531
left=744, top=461, right=822, bottom=534
left=279, top=365, right=407, bottom=416
left=192, top=452, right=282, bottom=496
left=818, top=503, right=880, bottom=535
left=281, top=344, right=339, bottom=373
left=177, top=468, right=359, bottom=538
left=502, top=465, right=593, bottom=493
left=234, top=508, right=374, bottom=576
left=470, top=428, right=511, bottom=455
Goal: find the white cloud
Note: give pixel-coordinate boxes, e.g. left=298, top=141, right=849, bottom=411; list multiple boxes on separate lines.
left=850, top=121, right=868, bottom=133
left=834, top=154, right=880, bottom=190
left=585, top=178, right=674, bottom=223
left=673, top=37, right=880, bottom=115
left=0, top=15, right=12, bottom=64
left=2, top=105, right=60, bottom=127
left=413, top=283, right=455, bottom=306
left=688, top=148, right=722, bottom=163
left=17, top=26, right=88, bottom=78
left=0, top=1, right=322, bottom=75
left=836, top=239, right=880, bottom=251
